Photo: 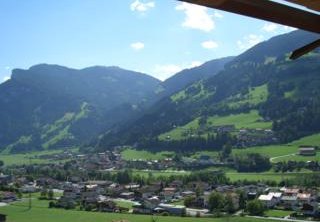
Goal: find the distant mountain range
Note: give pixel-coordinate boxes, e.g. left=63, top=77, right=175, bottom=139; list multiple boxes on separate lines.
left=0, top=65, right=160, bottom=153
left=1, top=30, right=319, bottom=154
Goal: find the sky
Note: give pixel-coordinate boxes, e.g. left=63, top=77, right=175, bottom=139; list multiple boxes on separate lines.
left=0, top=0, right=297, bottom=82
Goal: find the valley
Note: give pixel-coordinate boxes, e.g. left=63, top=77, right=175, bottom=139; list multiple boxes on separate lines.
left=0, top=30, right=320, bottom=222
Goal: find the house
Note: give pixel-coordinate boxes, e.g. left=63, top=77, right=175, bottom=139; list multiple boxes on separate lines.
left=156, top=203, right=186, bottom=216
left=301, top=202, right=319, bottom=216
left=281, top=196, right=298, bottom=210
left=138, top=185, right=161, bottom=199
left=283, top=188, right=300, bottom=196
left=181, top=191, right=195, bottom=197
left=142, top=196, right=161, bottom=210
left=125, top=183, right=140, bottom=190
left=97, top=199, right=117, bottom=212
left=0, top=175, right=12, bottom=185
left=297, top=193, right=312, bottom=204
left=20, top=184, right=39, bottom=193
left=119, top=192, right=135, bottom=200
left=132, top=203, right=153, bottom=214
left=162, top=187, right=178, bottom=202
left=169, top=180, right=183, bottom=188
left=0, top=192, right=17, bottom=203
left=299, top=147, right=316, bottom=156
left=186, top=208, right=209, bottom=217
left=258, top=194, right=277, bottom=208
left=268, top=192, right=282, bottom=204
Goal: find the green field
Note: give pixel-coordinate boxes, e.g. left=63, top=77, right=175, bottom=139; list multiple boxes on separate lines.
left=227, top=84, right=268, bottom=108
left=233, top=133, right=320, bottom=162
left=159, top=110, right=272, bottom=141
left=0, top=149, right=76, bottom=166
left=226, top=172, right=299, bottom=182
left=121, top=149, right=174, bottom=161
left=265, top=210, right=293, bottom=218
left=0, top=203, right=282, bottom=222
left=131, top=169, right=190, bottom=178
left=206, top=110, right=272, bottom=130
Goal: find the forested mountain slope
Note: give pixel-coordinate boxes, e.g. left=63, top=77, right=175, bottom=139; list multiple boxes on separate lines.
left=0, top=64, right=160, bottom=153
left=96, top=30, right=320, bottom=152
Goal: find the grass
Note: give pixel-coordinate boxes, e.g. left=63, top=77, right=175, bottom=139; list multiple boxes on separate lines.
left=121, top=149, right=174, bottom=161
left=159, top=110, right=272, bottom=141
left=0, top=203, right=282, bottom=222
left=171, top=89, right=187, bottom=102
left=206, top=110, right=272, bottom=130
left=265, top=210, right=293, bottom=218
left=114, top=200, right=135, bottom=210
left=170, top=82, right=212, bottom=103
left=227, top=84, right=268, bottom=108
left=131, top=169, right=190, bottom=178
left=41, top=102, right=89, bottom=149
left=232, top=133, right=320, bottom=162
left=226, top=172, right=298, bottom=183
left=0, top=148, right=76, bottom=166
left=158, top=118, right=200, bottom=141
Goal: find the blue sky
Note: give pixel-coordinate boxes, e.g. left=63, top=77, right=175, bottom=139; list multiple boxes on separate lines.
left=0, top=0, right=297, bottom=82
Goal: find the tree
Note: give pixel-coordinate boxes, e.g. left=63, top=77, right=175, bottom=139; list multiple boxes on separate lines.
left=40, top=188, right=48, bottom=199
left=221, top=143, right=232, bottom=159
left=208, top=192, right=224, bottom=212
left=48, top=189, right=54, bottom=200
left=184, top=196, right=196, bottom=208
left=224, top=193, right=236, bottom=213
left=0, top=160, right=4, bottom=167
left=237, top=190, right=246, bottom=209
left=246, top=199, right=265, bottom=216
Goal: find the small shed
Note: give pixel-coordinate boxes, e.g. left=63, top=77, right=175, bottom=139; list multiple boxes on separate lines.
left=299, top=147, right=316, bottom=156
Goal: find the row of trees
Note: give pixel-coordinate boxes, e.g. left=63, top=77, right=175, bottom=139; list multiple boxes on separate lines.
left=138, top=132, right=235, bottom=152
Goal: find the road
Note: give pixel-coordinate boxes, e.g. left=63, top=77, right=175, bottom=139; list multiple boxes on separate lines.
left=247, top=215, right=317, bottom=222
left=270, top=153, right=297, bottom=163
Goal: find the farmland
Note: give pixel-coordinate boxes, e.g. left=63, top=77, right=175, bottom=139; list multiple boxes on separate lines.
left=0, top=148, right=78, bottom=166
left=0, top=203, right=281, bottom=222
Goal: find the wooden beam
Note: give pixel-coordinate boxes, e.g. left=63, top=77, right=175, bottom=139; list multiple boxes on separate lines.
left=286, top=0, right=320, bottom=12
left=178, top=0, right=320, bottom=33
left=290, top=39, right=320, bottom=60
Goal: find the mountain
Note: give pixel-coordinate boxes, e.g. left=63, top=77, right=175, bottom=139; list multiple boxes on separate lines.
left=161, top=56, right=234, bottom=96
left=0, top=64, right=160, bottom=153
left=96, top=30, right=320, bottom=152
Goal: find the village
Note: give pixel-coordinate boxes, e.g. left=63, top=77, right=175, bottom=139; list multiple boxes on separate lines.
left=0, top=147, right=319, bottom=221
left=0, top=171, right=319, bottom=220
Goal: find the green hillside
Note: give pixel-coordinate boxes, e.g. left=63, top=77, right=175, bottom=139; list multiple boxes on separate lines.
left=97, top=30, right=320, bottom=153
left=159, top=110, right=272, bottom=141
left=0, top=65, right=161, bottom=153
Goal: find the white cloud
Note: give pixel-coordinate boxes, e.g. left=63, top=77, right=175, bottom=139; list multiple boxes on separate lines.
left=2, top=76, right=10, bottom=82
left=237, top=34, right=264, bottom=50
left=5, top=66, right=10, bottom=70
left=189, top=61, right=203, bottom=68
left=213, top=11, right=223, bottom=18
left=130, top=0, right=155, bottom=12
left=262, top=23, right=279, bottom=32
left=176, top=2, right=215, bottom=32
left=283, top=26, right=297, bottom=32
left=153, top=61, right=203, bottom=81
left=131, top=42, right=145, bottom=50
left=201, top=40, right=219, bottom=49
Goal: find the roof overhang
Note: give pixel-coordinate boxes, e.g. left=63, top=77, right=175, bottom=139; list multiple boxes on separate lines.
left=178, top=0, right=320, bottom=59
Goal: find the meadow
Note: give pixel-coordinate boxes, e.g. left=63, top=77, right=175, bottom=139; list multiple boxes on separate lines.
left=0, top=203, right=282, bottom=222
left=121, top=149, right=174, bottom=161
left=0, top=148, right=77, bottom=166
left=232, top=133, right=320, bottom=162
left=158, top=110, right=272, bottom=141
